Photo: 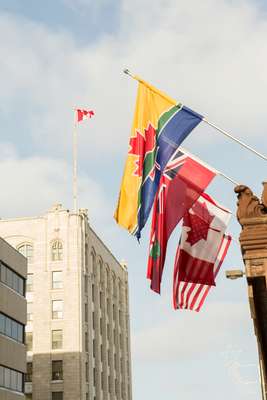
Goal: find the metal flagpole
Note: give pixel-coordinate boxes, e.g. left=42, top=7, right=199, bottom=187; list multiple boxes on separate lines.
left=203, top=119, right=267, bottom=162
left=179, top=146, right=239, bottom=186
left=73, top=112, right=78, bottom=213
left=123, top=68, right=267, bottom=162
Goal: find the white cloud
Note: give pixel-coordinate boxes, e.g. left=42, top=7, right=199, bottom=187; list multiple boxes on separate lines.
left=1, top=0, right=267, bottom=166
left=0, top=143, right=110, bottom=223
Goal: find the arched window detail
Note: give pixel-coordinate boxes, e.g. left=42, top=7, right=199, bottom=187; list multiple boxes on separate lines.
left=112, top=273, right=117, bottom=298
left=105, top=265, right=110, bottom=290
left=99, top=258, right=104, bottom=284
left=85, top=244, right=88, bottom=269
left=17, top=243, right=33, bottom=263
left=51, top=240, right=63, bottom=261
left=91, top=250, right=96, bottom=278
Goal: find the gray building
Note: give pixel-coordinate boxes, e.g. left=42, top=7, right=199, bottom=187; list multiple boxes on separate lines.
left=0, top=204, right=132, bottom=400
left=0, top=237, right=27, bottom=400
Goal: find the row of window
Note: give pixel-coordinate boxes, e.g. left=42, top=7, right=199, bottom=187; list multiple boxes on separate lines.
left=0, top=313, right=24, bottom=343
left=26, top=330, right=63, bottom=352
left=26, top=359, right=125, bottom=395
left=17, top=240, right=63, bottom=263
left=26, top=300, right=63, bottom=331
left=25, top=361, right=63, bottom=382
left=92, top=366, right=124, bottom=396
left=27, top=271, right=63, bottom=292
left=0, top=365, right=23, bottom=393
left=26, top=393, right=63, bottom=400
left=0, top=262, right=24, bottom=296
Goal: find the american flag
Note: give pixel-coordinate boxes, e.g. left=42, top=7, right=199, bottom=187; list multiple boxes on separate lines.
left=173, top=234, right=231, bottom=311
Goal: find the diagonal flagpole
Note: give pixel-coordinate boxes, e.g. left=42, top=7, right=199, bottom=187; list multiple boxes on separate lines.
left=179, top=146, right=239, bottom=186
left=73, top=110, right=78, bottom=213
left=123, top=68, right=267, bottom=162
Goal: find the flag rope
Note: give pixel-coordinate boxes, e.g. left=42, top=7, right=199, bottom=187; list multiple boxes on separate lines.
left=123, top=68, right=267, bottom=162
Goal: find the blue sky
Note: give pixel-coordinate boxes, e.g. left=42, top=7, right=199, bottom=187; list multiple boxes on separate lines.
left=1, top=0, right=267, bottom=398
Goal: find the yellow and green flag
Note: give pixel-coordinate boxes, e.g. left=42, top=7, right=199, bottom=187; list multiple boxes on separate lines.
left=114, top=78, right=203, bottom=239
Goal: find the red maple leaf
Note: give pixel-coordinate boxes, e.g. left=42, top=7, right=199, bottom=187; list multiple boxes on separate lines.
left=128, top=123, right=156, bottom=176
left=184, top=202, right=215, bottom=246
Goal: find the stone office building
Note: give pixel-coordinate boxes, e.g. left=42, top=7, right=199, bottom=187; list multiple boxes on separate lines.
left=0, top=236, right=27, bottom=400
left=0, top=204, right=132, bottom=400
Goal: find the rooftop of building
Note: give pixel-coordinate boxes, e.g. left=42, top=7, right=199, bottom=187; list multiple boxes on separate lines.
left=0, top=203, right=127, bottom=273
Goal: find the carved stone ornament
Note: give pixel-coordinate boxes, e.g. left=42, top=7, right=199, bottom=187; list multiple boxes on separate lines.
left=234, top=184, right=267, bottom=223
left=261, top=182, right=267, bottom=208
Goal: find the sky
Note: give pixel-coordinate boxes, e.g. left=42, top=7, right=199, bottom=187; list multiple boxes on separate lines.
left=1, top=0, right=267, bottom=398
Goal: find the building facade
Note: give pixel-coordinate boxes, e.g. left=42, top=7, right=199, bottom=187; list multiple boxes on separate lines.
left=0, top=204, right=132, bottom=400
left=0, top=236, right=27, bottom=400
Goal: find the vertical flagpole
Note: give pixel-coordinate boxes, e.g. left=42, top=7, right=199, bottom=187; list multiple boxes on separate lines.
left=73, top=112, right=78, bottom=213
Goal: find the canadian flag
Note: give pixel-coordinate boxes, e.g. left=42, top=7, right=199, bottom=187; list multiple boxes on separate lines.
left=76, top=109, right=95, bottom=123
left=173, top=193, right=231, bottom=288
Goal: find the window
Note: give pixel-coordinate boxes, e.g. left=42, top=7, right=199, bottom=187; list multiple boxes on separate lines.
left=92, top=284, right=95, bottom=302
left=26, top=274, right=33, bottom=292
left=0, top=313, right=24, bottom=343
left=52, top=300, right=63, bottom=319
left=101, top=371, right=104, bottom=390
left=93, top=368, right=96, bottom=386
left=26, top=332, right=33, bottom=351
left=52, top=392, right=63, bottom=400
left=85, top=243, right=88, bottom=266
left=0, top=365, right=23, bottom=392
left=27, top=312, right=33, bottom=322
left=85, top=362, right=89, bottom=382
left=101, top=344, right=103, bottom=362
left=93, top=339, right=96, bottom=358
left=52, top=360, right=63, bottom=381
left=27, top=303, right=33, bottom=322
left=100, top=292, right=104, bottom=309
left=85, top=332, right=88, bottom=352
left=92, top=311, right=95, bottom=330
left=85, top=303, right=88, bottom=322
left=0, top=262, right=24, bottom=296
left=108, top=375, right=112, bottom=393
left=84, top=275, right=88, bottom=293
left=51, top=240, right=63, bottom=261
left=17, top=243, right=33, bottom=263
left=52, top=330, right=63, bottom=350
left=25, top=362, right=32, bottom=382
left=52, top=271, right=63, bottom=289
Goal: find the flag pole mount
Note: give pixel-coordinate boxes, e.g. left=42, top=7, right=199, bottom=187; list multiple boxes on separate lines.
left=123, top=68, right=135, bottom=79
left=123, top=68, right=267, bottom=163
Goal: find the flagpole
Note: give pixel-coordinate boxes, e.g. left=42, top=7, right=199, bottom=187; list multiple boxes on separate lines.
left=73, top=113, right=78, bottom=213
left=179, top=146, right=239, bottom=186
left=123, top=68, right=267, bottom=162
left=203, top=119, right=267, bottom=162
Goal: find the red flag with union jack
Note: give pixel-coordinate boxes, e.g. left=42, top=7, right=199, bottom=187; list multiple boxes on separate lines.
left=147, top=150, right=217, bottom=294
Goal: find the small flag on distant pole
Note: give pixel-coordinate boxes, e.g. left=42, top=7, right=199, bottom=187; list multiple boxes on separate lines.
left=76, top=109, right=95, bottom=123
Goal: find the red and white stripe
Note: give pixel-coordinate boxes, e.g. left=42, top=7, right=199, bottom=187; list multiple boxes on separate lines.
left=76, top=109, right=95, bottom=123
left=173, top=234, right=231, bottom=312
